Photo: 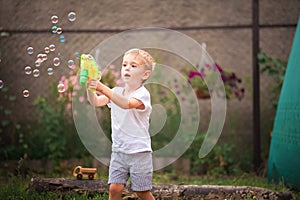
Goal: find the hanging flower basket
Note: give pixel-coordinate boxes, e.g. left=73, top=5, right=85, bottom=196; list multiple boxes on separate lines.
left=185, top=63, right=245, bottom=100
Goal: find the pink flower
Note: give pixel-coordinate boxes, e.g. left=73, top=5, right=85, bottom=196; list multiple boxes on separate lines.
left=188, top=71, right=204, bottom=79
left=110, top=65, right=116, bottom=70
left=74, top=85, right=81, bottom=90
left=70, top=75, right=77, bottom=85
left=79, top=96, right=85, bottom=102
left=214, top=64, right=223, bottom=72
left=66, top=103, right=71, bottom=110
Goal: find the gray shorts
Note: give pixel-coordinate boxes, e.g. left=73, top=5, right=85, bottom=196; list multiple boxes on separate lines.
left=108, top=151, right=153, bottom=191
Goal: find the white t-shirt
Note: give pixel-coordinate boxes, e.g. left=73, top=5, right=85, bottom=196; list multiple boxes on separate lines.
left=108, top=86, right=152, bottom=154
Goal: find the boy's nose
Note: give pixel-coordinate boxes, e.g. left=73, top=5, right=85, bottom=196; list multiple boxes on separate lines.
left=125, top=65, right=130, bottom=71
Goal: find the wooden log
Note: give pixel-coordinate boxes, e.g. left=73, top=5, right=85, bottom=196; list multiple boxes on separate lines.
left=28, top=177, right=293, bottom=200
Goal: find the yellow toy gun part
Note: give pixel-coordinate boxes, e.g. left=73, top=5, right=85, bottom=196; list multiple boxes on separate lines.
left=79, top=54, right=101, bottom=93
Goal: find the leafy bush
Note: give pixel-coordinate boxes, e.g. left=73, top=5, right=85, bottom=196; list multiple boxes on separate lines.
left=185, top=133, right=240, bottom=176
left=258, top=50, right=287, bottom=109
left=0, top=86, right=28, bottom=160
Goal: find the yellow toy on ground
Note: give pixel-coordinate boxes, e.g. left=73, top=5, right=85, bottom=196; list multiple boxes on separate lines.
left=73, top=166, right=97, bottom=180
left=79, top=54, right=101, bottom=93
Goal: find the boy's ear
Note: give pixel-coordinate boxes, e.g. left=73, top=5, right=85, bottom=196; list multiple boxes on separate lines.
left=142, top=70, right=151, bottom=80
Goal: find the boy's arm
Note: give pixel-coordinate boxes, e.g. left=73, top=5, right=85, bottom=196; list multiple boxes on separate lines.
left=88, top=79, right=144, bottom=109
left=86, top=82, right=110, bottom=107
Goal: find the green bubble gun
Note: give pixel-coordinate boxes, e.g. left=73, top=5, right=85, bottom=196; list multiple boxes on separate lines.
left=79, top=54, right=101, bottom=93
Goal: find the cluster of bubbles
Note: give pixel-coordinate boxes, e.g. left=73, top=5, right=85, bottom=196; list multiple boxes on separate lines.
left=22, top=12, right=77, bottom=98
left=51, top=12, right=76, bottom=43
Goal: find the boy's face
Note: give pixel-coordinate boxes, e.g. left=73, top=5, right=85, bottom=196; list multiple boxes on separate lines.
left=121, top=53, right=151, bottom=85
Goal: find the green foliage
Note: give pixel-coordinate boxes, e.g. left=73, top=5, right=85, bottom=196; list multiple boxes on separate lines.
left=146, top=84, right=181, bottom=151
left=26, top=96, right=89, bottom=162
left=185, top=133, right=240, bottom=176
left=0, top=86, right=28, bottom=160
left=258, top=50, right=287, bottom=109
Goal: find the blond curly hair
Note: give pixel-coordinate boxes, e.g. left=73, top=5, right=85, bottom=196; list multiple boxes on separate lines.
left=123, top=48, right=155, bottom=71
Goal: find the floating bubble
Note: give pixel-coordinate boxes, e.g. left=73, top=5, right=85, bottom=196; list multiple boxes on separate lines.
left=23, top=89, right=29, bottom=98
left=44, top=47, right=50, bottom=54
left=27, top=46, right=34, bottom=55
left=67, top=60, right=75, bottom=69
left=33, top=69, right=40, bottom=77
left=24, top=66, right=32, bottom=75
left=53, top=57, right=60, bottom=66
left=0, top=80, right=3, bottom=89
left=35, top=59, right=42, bottom=67
left=56, top=27, right=62, bottom=34
left=49, top=44, right=56, bottom=52
left=51, top=26, right=58, bottom=34
left=47, top=67, right=54, bottom=75
left=68, top=12, right=76, bottom=22
left=75, top=51, right=81, bottom=60
left=57, top=83, right=65, bottom=93
left=59, top=35, right=65, bottom=43
left=37, top=54, right=43, bottom=60
left=42, top=54, right=47, bottom=61
left=51, top=15, right=58, bottom=24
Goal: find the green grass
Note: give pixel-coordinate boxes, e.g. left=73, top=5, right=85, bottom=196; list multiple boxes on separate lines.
left=1, top=172, right=299, bottom=200
left=0, top=175, right=108, bottom=200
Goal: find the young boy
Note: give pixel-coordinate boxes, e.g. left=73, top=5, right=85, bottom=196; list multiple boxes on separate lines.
left=86, top=48, right=155, bottom=200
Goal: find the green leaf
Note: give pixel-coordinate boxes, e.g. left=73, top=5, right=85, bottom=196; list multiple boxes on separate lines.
left=1, top=120, right=9, bottom=127
left=1, top=87, right=8, bottom=93
left=4, top=109, right=11, bottom=116
left=15, top=124, right=21, bottom=130
left=8, top=96, right=16, bottom=101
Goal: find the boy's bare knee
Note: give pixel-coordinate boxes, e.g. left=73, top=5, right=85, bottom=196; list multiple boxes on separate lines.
left=135, top=190, right=155, bottom=200
left=109, top=183, right=124, bottom=195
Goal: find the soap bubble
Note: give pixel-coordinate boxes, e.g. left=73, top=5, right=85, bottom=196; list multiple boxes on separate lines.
left=68, top=12, right=76, bottom=22
left=35, top=59, right=43, bottom=67
left=47, top=67, right=54, bottom=75
left=33, top=69, right=40, bottom=77
left=44, top=47, right=50, bottom=54
left=56, top=27, right=62, bottom=34
left=67, top=60, right=75, bottom=69
left=35, top=59, right=42, bottom=67
left=49, top=44, right=56, bottom=52
left=24, top=66, right=32, bottom=75
left=43, top=54, right=48, bottom=61
left=51, top=15, right=58, bottom=24
left=0, top=80, right=3, bottom=89
left=53, top=57, right=60, bottom=66
left=59, top=35, right=65, bottom=43
left=51, top=26, right=58, bottom=34
left=27, top=46, right=34, bottom=55
left=75, top=51, right=81, bottom=60
left=57, top=83, right=65, bottom=93
left=37, top=54, right=43, bottom=60
left=23, top=89, right=29, bottom=98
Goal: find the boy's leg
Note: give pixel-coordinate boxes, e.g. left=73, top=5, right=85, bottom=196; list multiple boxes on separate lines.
left=109, top=183, right=124, bottom=200
left=108, top=152, right=129, bottom=200
left=135, top=190, right=155, bottom=200
left=129, top=152, right=154, bottom=199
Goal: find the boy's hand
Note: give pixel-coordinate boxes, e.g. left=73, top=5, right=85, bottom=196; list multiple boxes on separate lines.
left=87, top=78, right=101, bottom=91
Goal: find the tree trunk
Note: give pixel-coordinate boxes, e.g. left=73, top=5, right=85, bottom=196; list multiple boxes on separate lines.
left=28, top=177, right=292, bottom=200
